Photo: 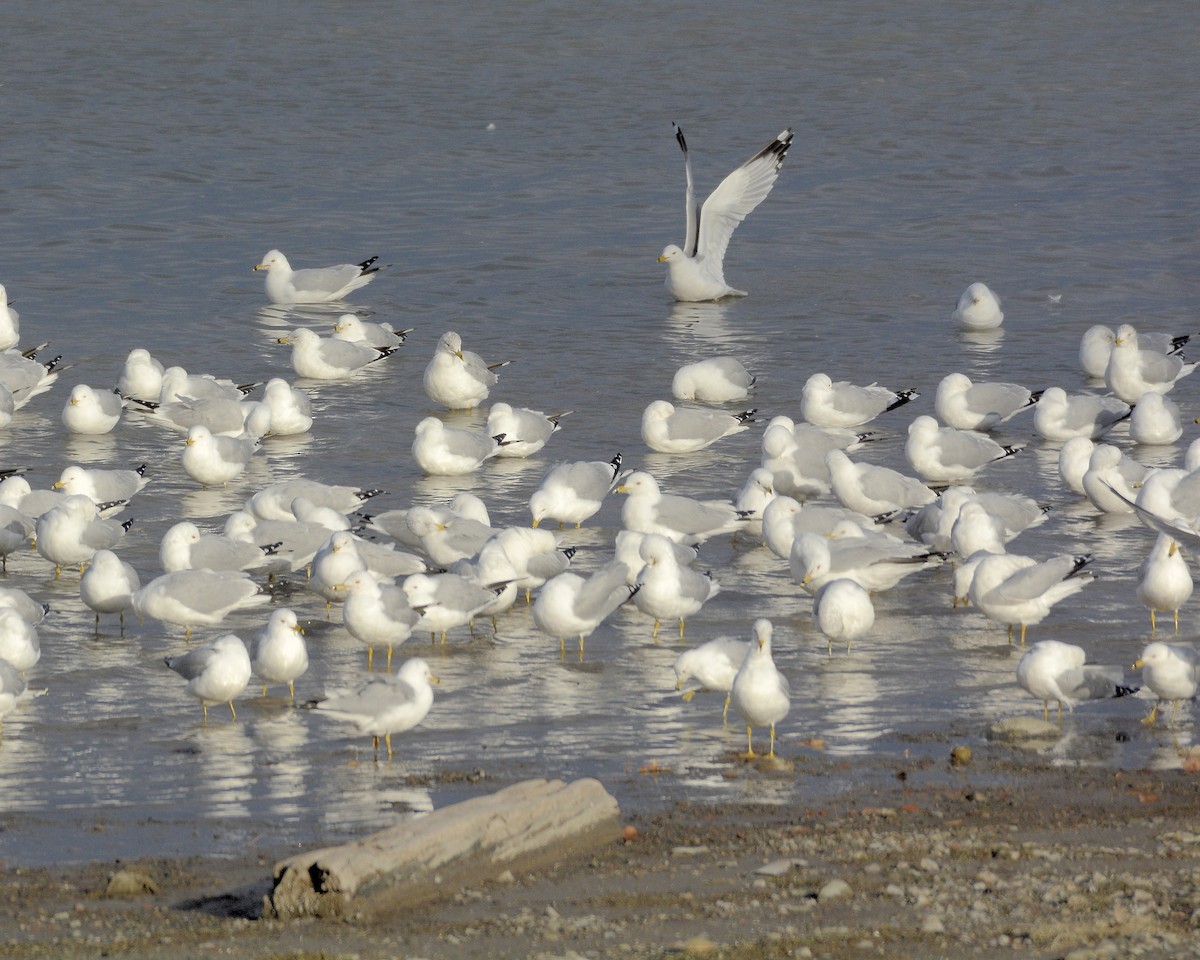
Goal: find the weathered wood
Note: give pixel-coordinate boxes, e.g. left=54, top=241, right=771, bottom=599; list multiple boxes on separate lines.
left=264, top=777, right=620, bottom=919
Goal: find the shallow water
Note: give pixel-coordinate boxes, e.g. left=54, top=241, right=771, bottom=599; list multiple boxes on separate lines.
left=1, top=2, right=1199, bottom=866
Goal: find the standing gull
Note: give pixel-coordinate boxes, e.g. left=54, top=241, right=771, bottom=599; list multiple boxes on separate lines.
left=729, top=619, right=790, bottom=759
left=250, top=608, right=308, bottom=700
left=313, top=657, right=438, bottom=760
left=164, top=634, right=252, bottom=722
left=533, top=560, right=636, bottom=658
left=658, top=124, right=793, bottom=302
left=674, top=635, right=748, bottom=722
left=1016, top=640, right=1129, bottom=722
left=529, top=454, right=622, bottom=528
left=254, top=249, right=379, bottom=304
left=1137, top=534, right=1193, bottom=635
left=632, top=532, right=720, bottom=640
left=967, top=552, right=1095, bottom=646
left=79, top=549, right=140, bottom=632
left=1133, top=641, right=1199, bottom=725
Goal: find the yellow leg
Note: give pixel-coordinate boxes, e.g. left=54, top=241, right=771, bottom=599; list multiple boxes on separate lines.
left=385, top=733, right=393, bottom=760
left=578, top=635, right=585, bottom=660
left=744, top=725, right=756, bottom=759
left=652, top=619, right=660, bottom=640
left=201, top=703, right=209, bottom=722
left=367, top=646, right=374, bottom=671
left=1042, top=700, right=1049, bottom=722
left=229, top=701, right=237, bottom=721
left=1142, top=701, right=1160, bottom=725
left=768, top=724, right=777, bottom=759
left=1019, top=624, right=1027, bottom=647
left=372, top=734, right=380, bottom=758
left=261, top=683, right=268, bottom=697
left=386, top=645, right=393, bottom=671
left=185, top=626, right=192, bottom=643
left=1150, top=609, right=1157, bottom=635
left=1056, top=700, right=1063, bottom=724
left=1169, top=700, right=1181, bottom=726
left=722, top=692, right=730, bottom=724
left=1174, top=609, right=1180, bottom=635
left=678, top=619, right=685, bottom=641
left=559, top=636, right=566, bottom=659
left=288, top=680, right=295, bottom=703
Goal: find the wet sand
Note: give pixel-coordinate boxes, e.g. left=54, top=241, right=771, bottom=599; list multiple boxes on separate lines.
left=2, top=732, right=1198, bottom=959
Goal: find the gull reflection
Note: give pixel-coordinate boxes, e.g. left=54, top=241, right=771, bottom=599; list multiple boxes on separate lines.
left=251, top=710, right=310, bottom=820
left=194, top=721, right=254, bottom=820
left=663, top=300, right=736, bottom=348
left=63, top=434, right=119, bottom=464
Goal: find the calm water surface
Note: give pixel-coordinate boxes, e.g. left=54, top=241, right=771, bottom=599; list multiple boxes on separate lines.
left=0, top=2, right=1198, bottom=865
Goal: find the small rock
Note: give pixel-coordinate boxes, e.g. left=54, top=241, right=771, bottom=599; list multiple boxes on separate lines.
left=754, top=858, right=804, bottom=877
left=919, top=857, right=940, bottom=874
left=496, top=870, right=515, bottom=884
left=817, top=878, right=852, bottom=903
left=921, top=914, right=945, bottom=934
left=950, top=745, right=972, bottom=767
left=672, top=846, right=709, bottom=857
left=676, top=934, right=719, bottom=956
left=104, top=870, right=158, bottom=897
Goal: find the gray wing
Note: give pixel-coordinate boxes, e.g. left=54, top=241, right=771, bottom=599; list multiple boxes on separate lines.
left=317, top=337, right=381, bottom=370
left=292, top=263, right=369, bottom=296
left=165, top=644, right=218, bottom=680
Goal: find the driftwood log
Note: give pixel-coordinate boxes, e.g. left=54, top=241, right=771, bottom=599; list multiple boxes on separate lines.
left=264, top=777, right=620, bottom=919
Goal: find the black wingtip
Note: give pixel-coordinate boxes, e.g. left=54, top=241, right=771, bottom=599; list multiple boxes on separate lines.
left=357, top=255, right=381, bottom=275
left=673, top=124, right=687, bottom=154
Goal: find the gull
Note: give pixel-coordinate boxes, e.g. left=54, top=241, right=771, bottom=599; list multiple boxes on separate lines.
left=254, top=249, right=380, bottom=304
left=1133, top=641, right=1199, bottom=725
left=0, top=349, right=60, bottom=408
left=277, top=327, right=398, bottom=380
left=181, top=425, right=259, bottom=486
left=0, top=475, right=62, bottom=521
left=729, top=619, right=790, bottom=759
left=617, top=471, right=749, bottom=545
left=1032, top=387, right=1130, bottom=442
left=423, top=331, right=510, bottom=410
left=674, top=636, right=748, bottom=722
left=54, top=463, right=149, bottom=505
left=951, top=282, right=1004, bottom=330
left=246, top=479, right=383, bottom=522
left=760, top=416, right=875, bottom=499
left=671, top=357, right=755, bottom=403
left=1016, top=640, right=1129, bottom=722
left=223, top=511, right=332, bottom=574
left=614, top=530, right=697, bottom=585
left=157, top=366, right=250, bottom=405
left=256, top=378, right=314, bottom=435
left=641, top=400, right=756, bottom=453
left=801, top=373, right=918, bottom=429
left=658, top=124, right=793, bottom=302
left=934, top=373, right=1041, bottom=432
left=908, top=486, right=1045, bottom=554
left=473, top=527, right=573, bottom=601
left=250, top=608, right=308, bottom=700
left=116, top=348, right=165, bottom=402
left=1081, top=444, right=1149, bottom=514
left=826, top=449, right=937, bottom=516
left=164, top=634, right=252, bottom=721
left=62, top=384, right=124, bottom=435
left=632, top=533, right=719, bottom=640
left=904, top=415, right=1022, bottom=483
left=79, top=549, right=140, bottom=632
left=733, top=467, right=775, bottom=537
left=133, top=569, right=268, bottom=639
left=967, top=552, right=1095, bottom=646
left=529, top=453, right=622, bottom=528
left=0, top=501, right=33, bottom=571
left=0, top=609, right=39, bottom=672
left=338, top=569, right=420, bottom=671
left=790, top=527, right=938, bottom=594
left=360, top=493, right=490, bottom=548
left=313, top=657, right=438, bottom=760
left=1129, top=392, right=1182, bottom=445
left=1105, top=323, right=1197, bottom=403
left=812, top=578, right=875, bottom=655
left=404, top=504, right=494, bottom=566
left=1058, top=437, right=1095, bottom=496
left=949, top=500, right=1008, bottom=559
left=0, top=656, right=36, bottom=731
left=402, top=572, right=500, bottom=643
left=412, top=417, right=506, bottom=475
left=35, top=496, right=132, bottom=577
left=158, top=520, right=284, bottom=575
left=0, top=283, right=20, bottom=351
left=761, top=495, right=874, bottom=561
left=129, top=393, right=249, bottom=436
left=1079, top=323, right=1190, bottom=379
left=331, top=313, right=409, bottom=349
left=485, top=403, right=570, bottom=458
left=533, top=559, right=636, bottom=657
left=0, top=587, right=49, bottom=627
left=1137, top=533, right=1193, bottom=634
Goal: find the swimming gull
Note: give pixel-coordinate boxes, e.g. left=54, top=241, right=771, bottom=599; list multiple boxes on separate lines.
left=617, top=471, right=749, bottom=545
left=254, top=249, right=380, bottom=304
left=826, top=449, right=937, bottom=516
left=1129, top=392, right=1182, bottom=445
left=641, top=400, right=756, bottom=453
left=332, top=313, right=410, bottom=349
left=1105, top=323, right=1197, bottom=403
left=181, top=425, right=260, bottom=486
left=1079, top=323, right=1190, bottom=379
left=1031, top=387, right=1131, bottom=442
left=951, top=282, right=1004, bottom=330
left=412, top=417, right=506, bottom=475
left=62, top=384, right=124, bottom=435
left=934, top=373, right=1041, bottom=432
left=801, top=373, right=918, bottom=429
left=671, top=357, right=755, bottom=403
left=904, top=415, right=1022, bottom=483
left=423, top=331, right=510, bottom=410
left=485, top=403, right=570, bottom=458
left=277, top=327, right=399, bottom=380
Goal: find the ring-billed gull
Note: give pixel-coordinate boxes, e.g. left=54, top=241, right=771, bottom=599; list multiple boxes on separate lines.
left=404, top=504, right=494, bottom=566
left=133, top=569, right=269, bottom=639
left=422, top=331, right=511, bottom=410
left=246, top=479, right=383, bottom=522
left=62, top=384, right=124, bottom=435
left=617, top=471, right=749, bottom=545
left=0, top=656, right=35, bottom=730
left=254, top=249, right=380, bottom=304
left=1129, top=392, right=1182, bottom=445
left=79, top=548, right=140, bottom=631
left=485, top=403, right=570, bottom=458
left=0, top=349, right=60, bottom=408
left=256, top=378, right=314, bottom=435
left=0, top=609, right=39, bottom=672
left=1133, top=641, right=1199, bottom=725
left=157, top=366, right=251, bottom=404
left=1058, top=437, right=1095, bottom=496
left=164, top=634, right=252, bottom=721
left=158, top=520, right=284, bottom=575
left=966, top=552, right=1094, bottom=646
left=1137, top=534, right=1192, bottom=634
left=131, top=393, right=252, bottom=437
left=671, top=357, right=755, bottom=403
left=533, top=559, right=636, bottom=657
left=1105, top=323, right=1198, bottom=403
left=674, top=635, right=748, bottom=722
left=614, top=530, right=697, bottom=585
left=934, top=373, right=1041, bottom=432
left=790, top=527, right=938, bottom=594
left=641, top=400, right=756, bottom=453
left=54, top=463, right=149, bottom=505
left=116, top=348, right=165, bottom=402
left=1033, top=387, right=1131, bottom=442
left=826, top=450, right=937, bottom=516
left=338, top=569, right=420, bottom=671
left=250, top=608, right=308, bottom=700
left=412, top=417, right=506, bottom=475
left=529, top=453, right=622, bottom=528
left=1016, top=640, right=1129, bottom=723
left=1080, top=324, right=1192, bottom=379
left=632, top=532, right=719, bottom=640
left=801, top=373, right=918, bottom=429
left=730, top=619, right=790, bottom=759
left=760, top=416, right=876, bottom=499
left=277, top=327, right=400, bottom=380
left=761, top=496, right=873, bottom=561
left=904, top=416, right=1022, bottom=483
left=402, top=572, right=501, bottom=643
left=951, top=282, right=1004, bottom=330
left=0, top=587, right=49, bottom=627
left=473, top=527, right=573, bottom=602
left=313, top=657, right=438, bottom=760
left=0, top=284, right=19, bottom=351
left=182, top=425, right=260, bottom=486
left=658, top=124, right=793, bottom=302
left=812, top=578, right=875, bottom=654
left=733, top=467, right=775, bottom=537
left=35, top=495, right=133, bottom=577
left=332, top=313, right=410, bottom=349
left=1081, top=444, right=1148, bottom=514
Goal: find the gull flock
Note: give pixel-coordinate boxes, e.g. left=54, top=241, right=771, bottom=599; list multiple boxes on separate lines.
left=0, top=126, right=1198, bottom=772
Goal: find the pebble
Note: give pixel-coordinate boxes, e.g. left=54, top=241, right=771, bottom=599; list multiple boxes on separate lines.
left=817, top=878, right=852, bottom=903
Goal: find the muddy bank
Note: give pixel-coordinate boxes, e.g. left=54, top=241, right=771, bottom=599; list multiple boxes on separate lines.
left=1, top=742, right=1198, bottom=959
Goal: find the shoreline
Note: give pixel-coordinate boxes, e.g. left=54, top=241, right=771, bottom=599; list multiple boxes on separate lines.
left=2, top=737, right=1198, bottom=959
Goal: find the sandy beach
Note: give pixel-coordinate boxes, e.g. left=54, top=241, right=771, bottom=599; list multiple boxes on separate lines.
left=2, top=730, right=1198, bottom=960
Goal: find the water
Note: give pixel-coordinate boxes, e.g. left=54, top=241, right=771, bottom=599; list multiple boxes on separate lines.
left=0, top=1, right=1198, bottom=866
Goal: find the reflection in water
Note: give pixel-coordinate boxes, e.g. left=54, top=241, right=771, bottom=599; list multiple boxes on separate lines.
left=663, top=300, right=735, bottom=348
left=194, top=722, right=254, bottom=819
